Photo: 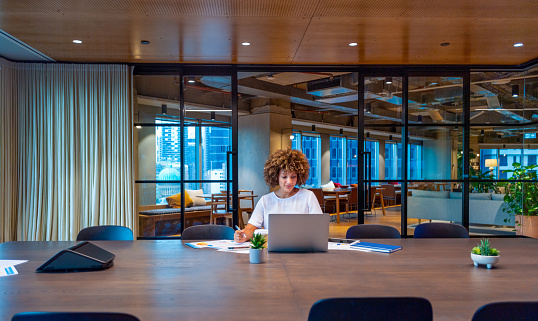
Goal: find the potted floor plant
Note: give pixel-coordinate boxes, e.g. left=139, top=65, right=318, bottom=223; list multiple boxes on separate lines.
left=500, top=162, right=538, bottom=238
left=471, top=238, right=500, bottom=269
left=249, top=233, right=267, bottom=264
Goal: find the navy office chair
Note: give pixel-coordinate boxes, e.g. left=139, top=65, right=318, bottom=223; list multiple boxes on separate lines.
left=472, top=301, right=538, bottom=321
left=308, top=297, right=433, bottom=321
left=12, top=312, right=140, bottom=321
left=346, top=224, right=401, bottom=239
left=414, top=222, right=469, bottom=238
left=76, top=225, right=133, bottom=241
left=181, top=225, right=235, bottom=240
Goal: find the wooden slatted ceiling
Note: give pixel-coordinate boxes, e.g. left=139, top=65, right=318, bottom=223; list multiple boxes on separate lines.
left=0, top=0, right=536, bottom=65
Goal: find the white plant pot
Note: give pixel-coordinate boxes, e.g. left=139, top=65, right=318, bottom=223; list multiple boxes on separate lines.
left=249, top=248, right=267, bottom=264
left=471, top=253, right=500, bottom=269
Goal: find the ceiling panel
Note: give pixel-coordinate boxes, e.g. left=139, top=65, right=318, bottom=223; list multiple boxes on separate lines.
left=0, top=0, right=536, bottom=65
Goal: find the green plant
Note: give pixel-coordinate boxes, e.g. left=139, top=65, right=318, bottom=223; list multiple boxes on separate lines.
left=250, top=233, right=267, bottom=249
left=471, top=238, right=499, bottom=256
left=499, top=162, right=538, bottom=223
left=457, top=149, right=498, bottom=193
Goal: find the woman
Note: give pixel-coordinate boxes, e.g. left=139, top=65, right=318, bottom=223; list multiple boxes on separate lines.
left=234, top=148, right=323, bottom=243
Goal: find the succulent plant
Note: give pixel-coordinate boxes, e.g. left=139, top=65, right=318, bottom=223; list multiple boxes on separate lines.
left=250, top=233, right=267, bottom=249
left=471, top=238, right=499, bottom=256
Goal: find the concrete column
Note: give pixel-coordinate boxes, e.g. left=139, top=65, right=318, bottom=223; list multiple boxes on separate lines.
left=320, top=133, right=331, bottom=184
left=378, top=140, right=386, bottom=180
left=238, top=104, right=292, bottom=200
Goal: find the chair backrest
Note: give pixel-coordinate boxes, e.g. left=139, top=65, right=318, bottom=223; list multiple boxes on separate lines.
left=309, top=188, right=325, bottom=206
left=471, top=301, right=538, bottom=321
left=347, top=187, right=358, bottom=205
left=346, top=224, right=401, bottom=239
left=380, top=184, right=396, bottom=197
left=414, top=222, right=469, bottom=238
left=238, top=189, right=255, bottom=211
left=12, top=312, right=140, bottom=321
left=181, top=225, right=235, bottom=240
left=76, top=225, right=133, bottom=241
left=308, top=297, right=433, bottom=321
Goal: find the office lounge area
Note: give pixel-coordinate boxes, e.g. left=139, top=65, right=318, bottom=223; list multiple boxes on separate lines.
left=3, top=1, right=538, bottom=320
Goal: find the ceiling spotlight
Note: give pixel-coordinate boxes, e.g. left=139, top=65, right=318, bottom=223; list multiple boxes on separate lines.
left=386, top=77, right=393, bottom=84
left=514, top=43, right=524, bottom=47
left=366, top=132, right=370, bottom=138
left=312, top=125, right=316, bottom=132
left=267, top=74, right=275, bottom=80
left=211, top=112, right=216, bottom=120
left=512, top=84, right=519, bottom=97
left=349, top=42, right=358, bottom=47
left=72, top=40, right=82, bottom=44
left=136, top=125, right=142, bottom=129
left=290, top=134, right=295, bottom=140
left=161, top=104, right=167, bottom=115
left=388, top=135, right=393, bottom=141
left=141, top=40, right=150, bottom=45
left=340, top=129, right=344, bottom=135
left=241, top=42, right=251, bottom=46
left=187, top=77, right=195, bottom=83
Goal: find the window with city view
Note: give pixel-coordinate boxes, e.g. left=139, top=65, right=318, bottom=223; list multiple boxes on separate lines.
left=155, top=120, right=231, bottom=204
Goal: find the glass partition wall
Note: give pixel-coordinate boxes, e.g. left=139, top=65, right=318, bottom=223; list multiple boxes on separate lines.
left=134, top=67, right=238, bottom=238
left=133, top=65, right=538, bottom=239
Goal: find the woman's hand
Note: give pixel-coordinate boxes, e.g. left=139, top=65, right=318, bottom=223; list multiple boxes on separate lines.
left=234, top=229, right=248, bottom=243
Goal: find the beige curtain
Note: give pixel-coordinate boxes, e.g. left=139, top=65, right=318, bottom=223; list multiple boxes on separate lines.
left=0, top=59, right=19, bottom=242
left=1, top=60, right=135, bottom=241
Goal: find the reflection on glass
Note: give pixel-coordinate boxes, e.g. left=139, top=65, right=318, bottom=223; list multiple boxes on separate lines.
left=201, top=126, right=231, bottom=194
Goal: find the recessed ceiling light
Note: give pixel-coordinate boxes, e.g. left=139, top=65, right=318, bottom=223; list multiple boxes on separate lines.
left=514, top=43, right=524, bottom=47
left=188, top=79, right=195, bottom=83
left=241, top=42, right=251, bottom=46
left=141, top=40, right=150, bottom=45
left=349, top=42, right=358, bottom=46
left=72, top=40, right=82, bottom=44
left=440, top=42, right=450, bottom=46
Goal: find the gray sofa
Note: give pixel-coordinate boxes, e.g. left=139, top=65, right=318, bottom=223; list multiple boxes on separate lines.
left=407, top=190, right=513, bottom=226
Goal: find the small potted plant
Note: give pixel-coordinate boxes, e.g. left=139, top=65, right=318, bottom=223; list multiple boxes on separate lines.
left=470, top=238, right=500, bottom=269
left=249, top=233, right=267, bottom=264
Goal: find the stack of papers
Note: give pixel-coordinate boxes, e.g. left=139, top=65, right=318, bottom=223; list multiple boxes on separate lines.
left=0, top=260, right=28, bottom=277
left=185, top=240, right=252, bottom=254
left=350, top=241, right=402, bottom=253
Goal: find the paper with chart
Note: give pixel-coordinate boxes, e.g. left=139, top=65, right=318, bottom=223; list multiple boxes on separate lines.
left=0, top=260, right=28, bottom=277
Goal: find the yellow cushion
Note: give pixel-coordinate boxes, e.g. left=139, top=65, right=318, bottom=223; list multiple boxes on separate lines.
left=166, top=191, right=194, bottom=208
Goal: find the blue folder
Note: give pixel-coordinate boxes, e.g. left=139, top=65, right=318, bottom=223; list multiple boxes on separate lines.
left=350, top=242, right=402, bottom=253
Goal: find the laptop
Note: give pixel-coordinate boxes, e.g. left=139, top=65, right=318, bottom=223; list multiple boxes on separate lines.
left=267, top=213, right=330, bottom=252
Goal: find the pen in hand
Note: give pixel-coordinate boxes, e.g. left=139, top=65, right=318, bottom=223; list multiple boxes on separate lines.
left=235, top=225, right=246, bottom=240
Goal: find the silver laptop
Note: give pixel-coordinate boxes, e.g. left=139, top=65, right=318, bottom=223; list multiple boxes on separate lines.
left=267, top=214, right=330, bottom=252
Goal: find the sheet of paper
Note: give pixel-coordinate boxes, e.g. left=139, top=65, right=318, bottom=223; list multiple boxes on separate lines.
left=217, top=248, right=250, bottom=254
left=185, top=240, right=251, bottom=250
left=0, top=265, right=19, bottom=277
left=328, top=242, right=351, bottom=250
left=0, top=260, right=28, bottom=269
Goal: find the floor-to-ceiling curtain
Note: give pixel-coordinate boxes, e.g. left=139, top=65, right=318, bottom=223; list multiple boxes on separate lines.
left=0, top=58, right=19, bottom=242
left=1, top=60, right=135, bottom=241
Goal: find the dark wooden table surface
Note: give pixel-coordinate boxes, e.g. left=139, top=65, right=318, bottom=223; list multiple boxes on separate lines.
left=1, top=238, right=538, bottom=321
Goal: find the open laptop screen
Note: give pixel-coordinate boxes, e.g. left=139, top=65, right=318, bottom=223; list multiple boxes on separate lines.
left=267, top=213, right=329, bottom=252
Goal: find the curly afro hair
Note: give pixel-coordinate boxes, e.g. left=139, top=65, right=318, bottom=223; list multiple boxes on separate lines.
left=263, top=148, right=310, bottom=187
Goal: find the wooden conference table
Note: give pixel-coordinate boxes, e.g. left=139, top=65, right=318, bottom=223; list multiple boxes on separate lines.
left=2, top=238, right=538, bottom=321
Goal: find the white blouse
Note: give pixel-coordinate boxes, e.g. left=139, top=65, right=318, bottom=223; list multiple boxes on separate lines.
left=247, top=189, right=323, bottom=229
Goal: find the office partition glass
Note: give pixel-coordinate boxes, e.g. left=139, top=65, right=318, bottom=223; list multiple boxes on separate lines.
left=134, top=70, right=236, bottom=238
